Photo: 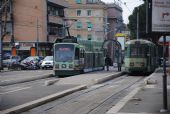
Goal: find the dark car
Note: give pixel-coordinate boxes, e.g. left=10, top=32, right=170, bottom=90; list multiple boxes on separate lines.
left=20, top=56, right=40, bottom=70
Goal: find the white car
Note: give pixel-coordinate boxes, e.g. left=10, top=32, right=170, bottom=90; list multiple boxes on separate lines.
left=40, top=56, right=53, bottom=69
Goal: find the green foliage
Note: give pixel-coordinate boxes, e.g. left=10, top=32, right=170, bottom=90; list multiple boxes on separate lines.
left=127, top=1, right=146, bottom=40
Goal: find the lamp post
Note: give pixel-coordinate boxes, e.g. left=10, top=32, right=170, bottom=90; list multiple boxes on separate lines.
left=137, top=7, right=139, bottom=39
left=36, top=18, right=39, bottom=56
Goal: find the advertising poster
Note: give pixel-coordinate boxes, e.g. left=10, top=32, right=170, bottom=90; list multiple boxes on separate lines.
left=117, top=37, right=125, bottom=50
left=152, top=0, right=170, bottom=32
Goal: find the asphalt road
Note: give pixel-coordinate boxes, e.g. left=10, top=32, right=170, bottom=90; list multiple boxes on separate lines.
left=0, top=77, right=78, bottom=111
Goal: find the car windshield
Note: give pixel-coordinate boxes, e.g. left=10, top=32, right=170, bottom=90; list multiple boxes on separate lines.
left=24, top=56, right=39, bottom=61
left=44, top=56, right=53, bottom=61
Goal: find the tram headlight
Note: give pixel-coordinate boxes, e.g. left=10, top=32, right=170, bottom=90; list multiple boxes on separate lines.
left=141, top=62, right=145, bottom=67
left=130, top=62, right=134, bottom=66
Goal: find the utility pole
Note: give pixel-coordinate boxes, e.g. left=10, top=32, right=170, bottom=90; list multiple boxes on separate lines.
left=137, top=7, right=139, bottom=40
left=0, top=7, right=2, bottom=70
left=36, top=18, right=39, bottom=56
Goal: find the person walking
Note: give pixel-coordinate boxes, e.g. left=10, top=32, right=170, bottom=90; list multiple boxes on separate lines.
left=105, top=55, right=112, bottom=71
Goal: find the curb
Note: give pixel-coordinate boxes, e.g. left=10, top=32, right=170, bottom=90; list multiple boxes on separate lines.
left=92, top=72, right=125, bottom=85
left=106, top=70, right=160, bottom=114
left=143, top=68, right=160, bottom=85
left=44, top=79, right=59, bottom=86
left=0, top=74, right=53, bottom=86
left=106, top=87, right=141, bottom=114
left=0, top=85, right=87, bottom=114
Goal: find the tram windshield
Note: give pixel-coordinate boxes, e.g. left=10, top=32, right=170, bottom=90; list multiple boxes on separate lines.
left=54, top=44, right=74, bottom=62
left=126, top=45, right=146, bottom=57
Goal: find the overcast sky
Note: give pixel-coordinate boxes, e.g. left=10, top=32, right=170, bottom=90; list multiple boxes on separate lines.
left=101, top=0, right=144, bottom=24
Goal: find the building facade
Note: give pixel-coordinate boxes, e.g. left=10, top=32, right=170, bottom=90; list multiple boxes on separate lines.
left=65, top=0, right=107, bottom=41
left=106, top=3, right=124, bottom=40
left=1, top=0, right=68, bottom=59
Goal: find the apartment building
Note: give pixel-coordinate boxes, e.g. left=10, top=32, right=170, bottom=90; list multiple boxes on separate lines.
left=65, top=0, right=107, bottom=41
left=0, top=0, right=68, bottom=58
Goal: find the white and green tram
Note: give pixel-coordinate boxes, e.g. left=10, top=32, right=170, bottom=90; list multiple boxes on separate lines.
left=124, top=39, right=158, bottom=74
left=53, top=37, right=104, bottom=77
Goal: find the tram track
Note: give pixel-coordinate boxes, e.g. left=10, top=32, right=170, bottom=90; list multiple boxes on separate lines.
left=86, top=75, right=144, bottom=114
left=22, top=74, right=146, bottom=114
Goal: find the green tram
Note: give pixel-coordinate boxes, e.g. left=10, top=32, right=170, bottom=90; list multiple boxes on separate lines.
left=53, top=36, right=104, bottom=76
left=124, top=39, right=158, bottom=74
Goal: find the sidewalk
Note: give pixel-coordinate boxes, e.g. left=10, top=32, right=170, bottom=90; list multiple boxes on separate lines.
left=107, top=68, right=170, bottom=114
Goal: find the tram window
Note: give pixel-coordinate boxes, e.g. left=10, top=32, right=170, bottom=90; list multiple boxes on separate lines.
left=80, top=49, right=85, bottom=58
left=131, top=48, right=137, bottom=56
left=130, top=46, right=145, bottom=57
left=75, top=47, right=80, bottom=59
left=55, top=44, right=74, bottom=62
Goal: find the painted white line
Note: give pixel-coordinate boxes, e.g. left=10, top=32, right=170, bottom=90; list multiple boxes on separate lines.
left=0, top=87, right=31, bottom=95
left=106, top=87, right=141, bottom=114
left=116, top=112, right=155, bottom=114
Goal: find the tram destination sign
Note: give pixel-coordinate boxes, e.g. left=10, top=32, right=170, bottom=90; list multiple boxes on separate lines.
left=149, top=0, right=170, bottom=33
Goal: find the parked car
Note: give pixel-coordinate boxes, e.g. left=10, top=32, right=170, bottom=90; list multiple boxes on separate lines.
left=160, top=57, right=170, bottom=67
left=3, top=56, right=21, bottom=68
left=20, top=56, right=40, bottom=70
left=40, top=56, right=53, bottom=69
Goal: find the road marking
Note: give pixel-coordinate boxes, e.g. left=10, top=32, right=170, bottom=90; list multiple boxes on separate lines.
left=106, top=87, right=141, bottom=114
left=0, top=87, right=31, bottom=95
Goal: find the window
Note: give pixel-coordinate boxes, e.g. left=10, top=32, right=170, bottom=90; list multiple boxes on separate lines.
left=75, top=47, right=80, bottom=59
left=87, top=34, right=92, bottom=40
left=76, top=22, right=82, bottom=29
left=75, top=0, right=81, bottom=4
left=86, top=0, right=98, bottom=4
left=86, top=22, right=92, bottom=29
left=77, top=10, right=81, bottom=16
left=55, top=44, right=74, bottom=62
left=48, top=6, right=64, bottom=17
left=48, top=25, right=62, bottom=36
left=87, top=10, right=91, bottom=16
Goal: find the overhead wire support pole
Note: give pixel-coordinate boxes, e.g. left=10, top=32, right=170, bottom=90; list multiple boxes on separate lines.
left=36, top=18, right=39, bottom=56
left=137, top=7, right=139, bottom=40
left=161, top=35, right=168, bottom=112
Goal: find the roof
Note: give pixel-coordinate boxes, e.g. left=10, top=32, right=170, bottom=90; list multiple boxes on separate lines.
left=126, top=39, right=154, bottom=45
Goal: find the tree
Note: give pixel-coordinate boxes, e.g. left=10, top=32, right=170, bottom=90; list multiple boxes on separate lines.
left=127, top=1, right=146, bottom=39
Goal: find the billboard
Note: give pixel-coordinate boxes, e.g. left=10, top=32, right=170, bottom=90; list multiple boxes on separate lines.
left=151, top=0, right=170, bottom=33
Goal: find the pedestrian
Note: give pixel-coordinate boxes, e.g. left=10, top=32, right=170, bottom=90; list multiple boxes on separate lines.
left=105, top=55, right=112, bottom=71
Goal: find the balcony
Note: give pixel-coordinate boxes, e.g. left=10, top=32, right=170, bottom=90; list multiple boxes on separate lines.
left=48, top=16, right=64, bottom=25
